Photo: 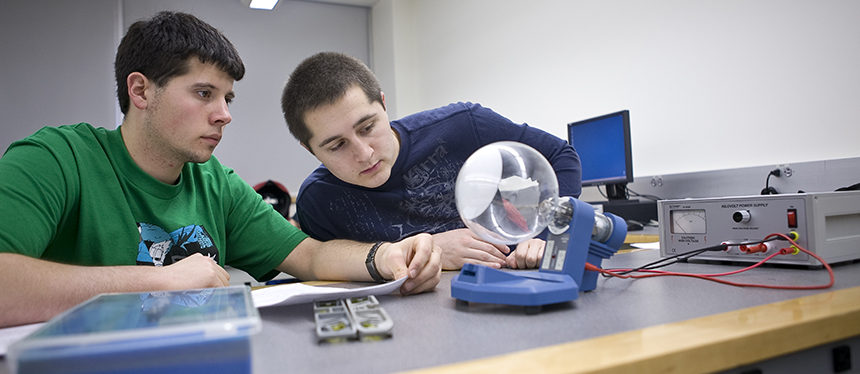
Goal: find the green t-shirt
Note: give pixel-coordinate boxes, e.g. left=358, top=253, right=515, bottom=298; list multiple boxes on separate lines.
left=0, top=123, right=307, bottom=281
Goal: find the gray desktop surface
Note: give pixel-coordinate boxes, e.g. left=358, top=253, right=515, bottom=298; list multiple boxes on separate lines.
left=251, top=248, right=860, bottom=374
left=2, top=246, right=856, bottom=374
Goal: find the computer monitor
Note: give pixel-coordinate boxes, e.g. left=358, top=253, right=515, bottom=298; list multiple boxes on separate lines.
left=567, top=110, right=633, bottom=201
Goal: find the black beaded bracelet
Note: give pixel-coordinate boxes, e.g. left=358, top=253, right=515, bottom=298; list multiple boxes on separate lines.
left=365, top=241, right=386, bottom=283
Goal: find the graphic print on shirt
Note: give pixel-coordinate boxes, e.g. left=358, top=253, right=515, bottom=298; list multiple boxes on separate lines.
left=320, top=143, right=465, bottom=242
left=326, top=190, right=389, bottom=239
left=136, top=223, right=218, bottom=266
left=399, top=143, right=465, bottom=237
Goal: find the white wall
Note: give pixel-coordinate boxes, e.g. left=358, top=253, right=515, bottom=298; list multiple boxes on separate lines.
left=0, top=0, right=370, bottom=195
left=0, top=0, right=119, bottom=149
left=4, top=0, right=858, bottom=196
left=373, top=0, right=860, bottom=178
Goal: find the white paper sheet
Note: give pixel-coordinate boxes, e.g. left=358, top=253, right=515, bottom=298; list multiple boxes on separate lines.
left=0, top=322, right=44, bottom=357
left=252, top=277, right=406, bottom=308
left=630, top=242, right=660, bottom=250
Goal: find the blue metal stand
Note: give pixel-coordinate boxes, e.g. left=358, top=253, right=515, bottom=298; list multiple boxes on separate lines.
left=451, top=198, right=627, bottom=312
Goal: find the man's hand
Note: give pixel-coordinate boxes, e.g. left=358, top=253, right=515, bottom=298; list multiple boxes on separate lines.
left=432, top=229, right=508, bottom=270
left=160, top=253, right=231, bottom=289
left=375, top=233, right=441, bottom=295
left=0, top=252, right=231, bottom=328
left=506, top=238, right=545, bottom=269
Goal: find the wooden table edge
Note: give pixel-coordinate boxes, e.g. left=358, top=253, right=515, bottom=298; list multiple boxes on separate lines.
left=399, top=285, right=860, bottom=374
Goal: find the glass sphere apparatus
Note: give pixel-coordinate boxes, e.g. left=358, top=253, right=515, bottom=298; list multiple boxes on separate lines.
left=450, top=142, right=628, bottom=313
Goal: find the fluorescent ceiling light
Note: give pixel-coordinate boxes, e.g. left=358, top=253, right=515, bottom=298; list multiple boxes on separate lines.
left=246, top=0, right=279, bottom=10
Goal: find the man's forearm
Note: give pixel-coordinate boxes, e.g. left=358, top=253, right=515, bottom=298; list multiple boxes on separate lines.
left=278, top=238, right=375, bottom=282
left=0, top=252, right=228, bottom=328
left=279, top=235, right=440, bottom=296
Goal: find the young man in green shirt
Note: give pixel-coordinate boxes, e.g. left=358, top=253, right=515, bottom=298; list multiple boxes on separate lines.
left=0, top=11, right=441, bottom=328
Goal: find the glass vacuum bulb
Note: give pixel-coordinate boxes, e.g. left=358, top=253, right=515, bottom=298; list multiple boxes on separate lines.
left=455, top=142, right=559, bottom=244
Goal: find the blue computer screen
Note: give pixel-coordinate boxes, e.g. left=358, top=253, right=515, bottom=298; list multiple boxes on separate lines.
left=567, top=110, right=632, bottom=187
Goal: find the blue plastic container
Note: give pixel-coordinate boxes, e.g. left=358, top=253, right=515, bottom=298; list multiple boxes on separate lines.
left=8, top=286, right=260, bottom=374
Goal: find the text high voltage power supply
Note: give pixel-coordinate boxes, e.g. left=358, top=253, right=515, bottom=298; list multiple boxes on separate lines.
left=658, top=190, right=860, bottom=267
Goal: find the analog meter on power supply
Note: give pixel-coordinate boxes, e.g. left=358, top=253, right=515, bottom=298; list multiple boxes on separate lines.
left=658, top=191, right=860, bottom=267
left=670, top=209, right=707, bottom=234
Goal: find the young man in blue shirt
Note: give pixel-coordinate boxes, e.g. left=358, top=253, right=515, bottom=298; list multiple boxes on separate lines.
left=281, top=52, right=581, bottom=271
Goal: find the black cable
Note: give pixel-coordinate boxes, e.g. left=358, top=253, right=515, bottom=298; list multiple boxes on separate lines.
left=603, top=236, right=785, bottom=276
left=626, top=187, right=662, bottom=201
left=607, top=245, right=724, bottom=276
left=596, top=185, right=608, bottom=200
left=761, top=169, right=780, bottom=195
left=596, top=185, right=662, bottom=201
left=836, top=182, right=860, bottom=191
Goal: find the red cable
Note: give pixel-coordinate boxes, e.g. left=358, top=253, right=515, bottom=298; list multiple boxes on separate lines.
left=588, top=233, right=835, bottom=290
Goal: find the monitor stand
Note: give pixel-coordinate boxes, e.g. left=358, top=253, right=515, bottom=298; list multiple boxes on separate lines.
left=605, top=183, right=629, bottom=200
left=592, top=183, right=657, bottom=225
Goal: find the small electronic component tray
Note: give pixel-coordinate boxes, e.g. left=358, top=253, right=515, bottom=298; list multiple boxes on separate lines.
left=314, top=295, right=392, bottom=343
left=313, top=299, right=358, bottom=343
left=345, top=295, right=393, bottom=341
